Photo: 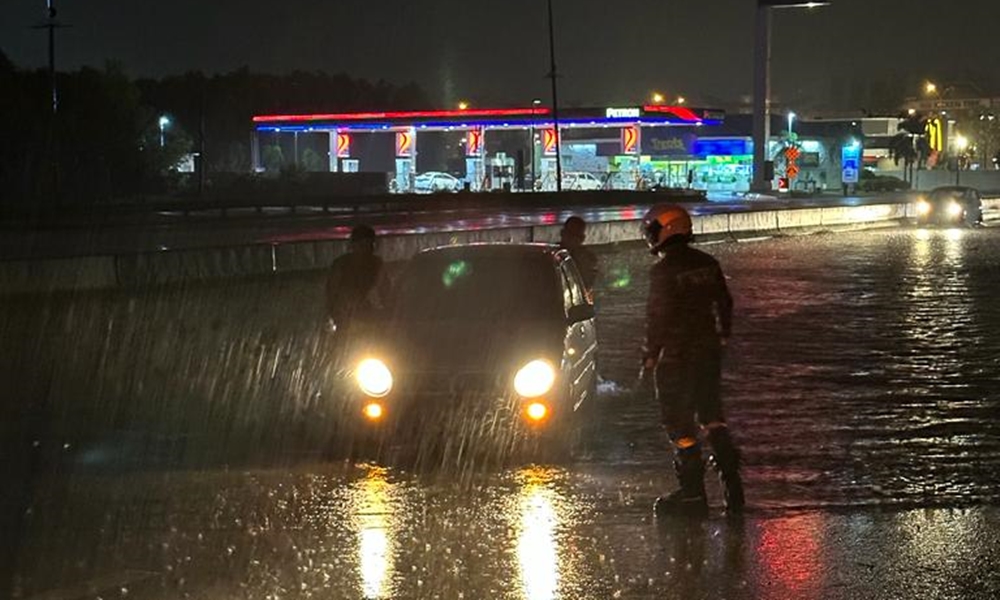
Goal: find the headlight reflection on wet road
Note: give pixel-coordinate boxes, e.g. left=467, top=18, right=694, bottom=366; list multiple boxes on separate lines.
left=515, top=467, right=566, bottom=600
left=350, top=466, right=397, bottom=599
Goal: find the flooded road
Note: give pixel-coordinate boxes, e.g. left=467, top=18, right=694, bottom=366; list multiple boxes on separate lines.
left=4, top=226, right=1000, bottom=598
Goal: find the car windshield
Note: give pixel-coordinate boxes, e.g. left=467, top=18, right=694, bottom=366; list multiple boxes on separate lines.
left=395, top=253, right=561, bottom=321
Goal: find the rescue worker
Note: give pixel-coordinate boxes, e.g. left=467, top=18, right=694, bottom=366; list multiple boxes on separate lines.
left=325, top=225, right=385, bottom=333
left=640, top=204, right=744, bottom=516
left=559, top=216, right=599, bottom=299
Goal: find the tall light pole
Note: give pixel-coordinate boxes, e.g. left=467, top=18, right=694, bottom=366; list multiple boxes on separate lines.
left=159, top=115, right=170, bottom=148
left=32, top=0, right=66, bottom=114
left=546, top=0, right=563, bottom=192
left=751, top=1, right=830, bottom=193
left=531, top=98, right=542, bottom=191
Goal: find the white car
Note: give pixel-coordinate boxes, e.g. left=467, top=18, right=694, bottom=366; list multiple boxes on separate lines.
left=414, top=172, right=462, bottom=193
left=563, top=172, right=604, bottom=191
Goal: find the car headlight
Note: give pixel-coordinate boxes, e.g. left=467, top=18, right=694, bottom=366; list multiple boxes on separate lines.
left=916, top=200, right=931, bottom=215
left=514, top=359, right=556, bottom=398
left=356, top=358, right=393, bottom=398
left=947, top=202, right=963, bottom=217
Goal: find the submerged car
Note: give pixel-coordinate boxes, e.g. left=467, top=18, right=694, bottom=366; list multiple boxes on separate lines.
left=335, top=244, right=598, bottom=454
left=915, top=186, right=983, bottom=226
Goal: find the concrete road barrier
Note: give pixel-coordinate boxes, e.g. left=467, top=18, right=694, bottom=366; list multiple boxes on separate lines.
left=0, top=255, right=118, bottom=294
left=0, top=202, right=936, bottom=295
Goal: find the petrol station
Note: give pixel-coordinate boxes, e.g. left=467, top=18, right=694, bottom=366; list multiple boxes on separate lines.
left=251, top=105, right=724, bottom=192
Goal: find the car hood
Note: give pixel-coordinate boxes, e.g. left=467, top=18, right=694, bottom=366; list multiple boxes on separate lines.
left=379, top=319, right=562, bottom=374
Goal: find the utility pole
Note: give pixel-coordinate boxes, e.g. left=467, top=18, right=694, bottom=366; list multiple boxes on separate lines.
left=32, top=0, right=65, bottom=114
left=546, top=0, right=563, bottom=192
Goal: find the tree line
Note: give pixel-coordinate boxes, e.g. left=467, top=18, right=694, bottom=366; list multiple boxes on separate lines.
left=0, top=50, right=429, bottom=210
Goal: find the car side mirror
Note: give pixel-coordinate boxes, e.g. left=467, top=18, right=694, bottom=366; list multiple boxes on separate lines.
left=567, top=304, right=595, bottom=324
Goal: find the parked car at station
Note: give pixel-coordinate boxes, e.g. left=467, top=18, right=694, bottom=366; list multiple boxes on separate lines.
left=915, top=186, right=983, bottom=226
left=414, top=171, right=463, bottom=193
left=564, top=172, right=604, bottom=191
left=331, top=244, right=598, bottom=458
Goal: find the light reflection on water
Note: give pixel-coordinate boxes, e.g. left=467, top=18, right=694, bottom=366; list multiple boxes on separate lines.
left=350, top=465, right=397, bottom=599
left=515, top=466, right=566, bottom=600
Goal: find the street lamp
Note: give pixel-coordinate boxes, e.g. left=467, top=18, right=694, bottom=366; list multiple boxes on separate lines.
left=751, top=0, right=831, bottom=192
left=651, top=92, right=665, bottom=104
left=546, top=0, right=563, bottom=191
left=531, top=98, right=542, bottom=191
left=158, top=115, right=170, bottom=148
left=676, top=96, right=687, bottom=105
left=925, top=81, right=938, bottom=96
left=458, top=101, right=470, bottom=111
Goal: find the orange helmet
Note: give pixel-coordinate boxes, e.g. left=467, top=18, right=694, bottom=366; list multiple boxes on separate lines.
left=642, top=204, right=693, bottom=252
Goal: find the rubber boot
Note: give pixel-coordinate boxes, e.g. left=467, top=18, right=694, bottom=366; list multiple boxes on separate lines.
left=654, top=443, right=708, bottom=517
left=706, top=426, right=745, bottom=514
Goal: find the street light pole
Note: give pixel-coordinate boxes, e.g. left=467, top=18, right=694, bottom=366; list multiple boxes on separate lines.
left=531, top=98, right=541, bottom=192
left=159, top=116, right=170, bottom=148
left=32, top=0, right=69, bottom=113
left=751, top=3, right=773, bottom=193
left=546, top=0, right=563, bottom=192
left=751, top=1, right=830, bottom=193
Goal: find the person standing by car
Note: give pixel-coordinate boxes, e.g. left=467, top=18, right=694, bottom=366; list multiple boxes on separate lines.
left=640, top=204, right=744, bottom=517
left=325, top=225, right=386, bottom=334
left=559, top=216, right=599, bottom=300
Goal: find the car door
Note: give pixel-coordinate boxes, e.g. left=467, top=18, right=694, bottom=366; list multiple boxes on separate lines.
left=559, top=257, right=598, bottom=408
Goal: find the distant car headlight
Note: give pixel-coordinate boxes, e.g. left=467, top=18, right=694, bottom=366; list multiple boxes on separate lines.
left=947, top=202, right=963, bottom=217
left=356, top=358, right=393, bottom=398
left=916, top=200, right=931, bottom=215
left=514, top=360, right=556, bottom=398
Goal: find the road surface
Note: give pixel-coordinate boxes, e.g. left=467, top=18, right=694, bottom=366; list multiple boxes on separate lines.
left=4, top=225, right=999, bottom=599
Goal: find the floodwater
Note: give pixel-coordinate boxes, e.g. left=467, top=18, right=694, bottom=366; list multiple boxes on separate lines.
left=3, top=226, right=1000, bottom=598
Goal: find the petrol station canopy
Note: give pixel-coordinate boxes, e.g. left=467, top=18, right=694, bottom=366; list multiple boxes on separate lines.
left=252, top=105, right=725, bottom=132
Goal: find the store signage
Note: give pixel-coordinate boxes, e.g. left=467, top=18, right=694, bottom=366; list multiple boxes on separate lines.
left=395, top=130, right=414, bottom=157
left=466, top=128, right=484, bottom=157
left=606, top=107, right=641, bottom=119
left=621, top=126, right=640, bottom=154
left=926, top=118, right=943, bottom=152
left=542, top=129, right=558, bottom=156
left=693, top=138, right=751, bottom=158
left=336, top=133, right=351, bottom=158
left=841, top=143, right=861, bottom=184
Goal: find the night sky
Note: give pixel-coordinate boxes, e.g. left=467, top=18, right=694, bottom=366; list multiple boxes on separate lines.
left=3, top=0, right=998, bottom=109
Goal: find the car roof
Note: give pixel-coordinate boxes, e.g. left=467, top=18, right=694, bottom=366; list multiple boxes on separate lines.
left=416, top=243, right=567, bottom=262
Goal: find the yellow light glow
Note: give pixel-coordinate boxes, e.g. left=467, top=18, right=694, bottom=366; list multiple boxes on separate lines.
left=363, top=402, right=384, bottom=420
left=351, top=467, right=396, bottom=600
left=947, top=202, right=963, bottom=217
left=526, top=402, right=548, bottom=421
left=651, top=92, right=665, bottom=104
left=916, top=200, right=931, bottom=215
left=676, top=96, right=687, bottom=105
left=955, top=134, right=969, bottom=151
left=458, top=101, right=469, bottom=110
left=925, top=82, right=938, bottom=95
left=516, top=467, right=562, bottom=600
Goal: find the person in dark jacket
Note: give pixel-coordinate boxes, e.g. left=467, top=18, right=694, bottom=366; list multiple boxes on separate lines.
left=559, top=216, right=599, bottom=300
left=325, top=225, right=385, bottom=332
left=640, top=204, right=744, bottom=516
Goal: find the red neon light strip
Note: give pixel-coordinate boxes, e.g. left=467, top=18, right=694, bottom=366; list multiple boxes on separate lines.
left=642, top=105, right=703, bottom=122
left=253, top=107, right=552, bottom=123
